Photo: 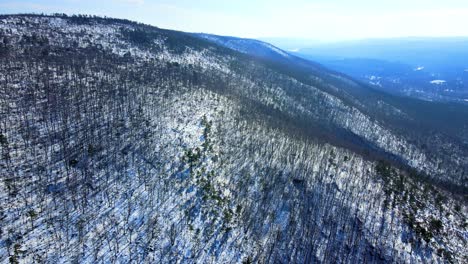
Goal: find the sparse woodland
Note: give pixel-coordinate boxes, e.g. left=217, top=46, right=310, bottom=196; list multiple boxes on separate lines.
left=0, top=15, right=466, bottom=263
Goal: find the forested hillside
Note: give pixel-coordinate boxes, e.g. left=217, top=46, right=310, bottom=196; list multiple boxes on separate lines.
left=0, top=14, right=466, bottom=263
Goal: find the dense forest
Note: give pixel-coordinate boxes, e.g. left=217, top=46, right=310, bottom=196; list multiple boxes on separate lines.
left=0, top=14, right=466, bottom=263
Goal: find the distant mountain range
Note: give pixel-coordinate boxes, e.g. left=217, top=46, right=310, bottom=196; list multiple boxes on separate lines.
left=264, top=37, right=468, bottom=102
left=1, top=14, right=466, bottom=263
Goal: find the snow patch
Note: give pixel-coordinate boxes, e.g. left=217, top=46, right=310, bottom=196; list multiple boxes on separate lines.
left=430, top=80, right=446, bottom=85
left=260, top=42, right=290, bottom=57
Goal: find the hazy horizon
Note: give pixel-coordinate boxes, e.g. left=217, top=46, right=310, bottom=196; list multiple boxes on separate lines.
left=1, top=0, right=468, bottom=42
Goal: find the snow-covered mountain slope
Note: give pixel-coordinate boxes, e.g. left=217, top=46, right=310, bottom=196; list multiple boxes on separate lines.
left=196, top=33, right=291, bottom=59
left=0, top=14, right=466, bottom=263
left=194, top=33, right=468, bottom=191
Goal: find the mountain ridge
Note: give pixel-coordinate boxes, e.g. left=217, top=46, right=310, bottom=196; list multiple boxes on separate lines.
left=0, top=14, right=466, bottom=263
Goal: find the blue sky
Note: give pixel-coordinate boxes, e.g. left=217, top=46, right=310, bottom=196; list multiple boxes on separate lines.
left=1, top=0, right=468, bottom=41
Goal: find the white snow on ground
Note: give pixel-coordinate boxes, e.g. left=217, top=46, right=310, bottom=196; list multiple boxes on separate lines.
left=1, top=15, right=467, bottom=264
left=260, top=42, right=290, bottom=57
left=365, top=76, right=382, bottom=87
left=430, top=80, right=446, bottom=85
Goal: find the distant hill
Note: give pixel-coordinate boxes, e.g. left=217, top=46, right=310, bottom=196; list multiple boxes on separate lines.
left=266, top=37, right=468, bottom=102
